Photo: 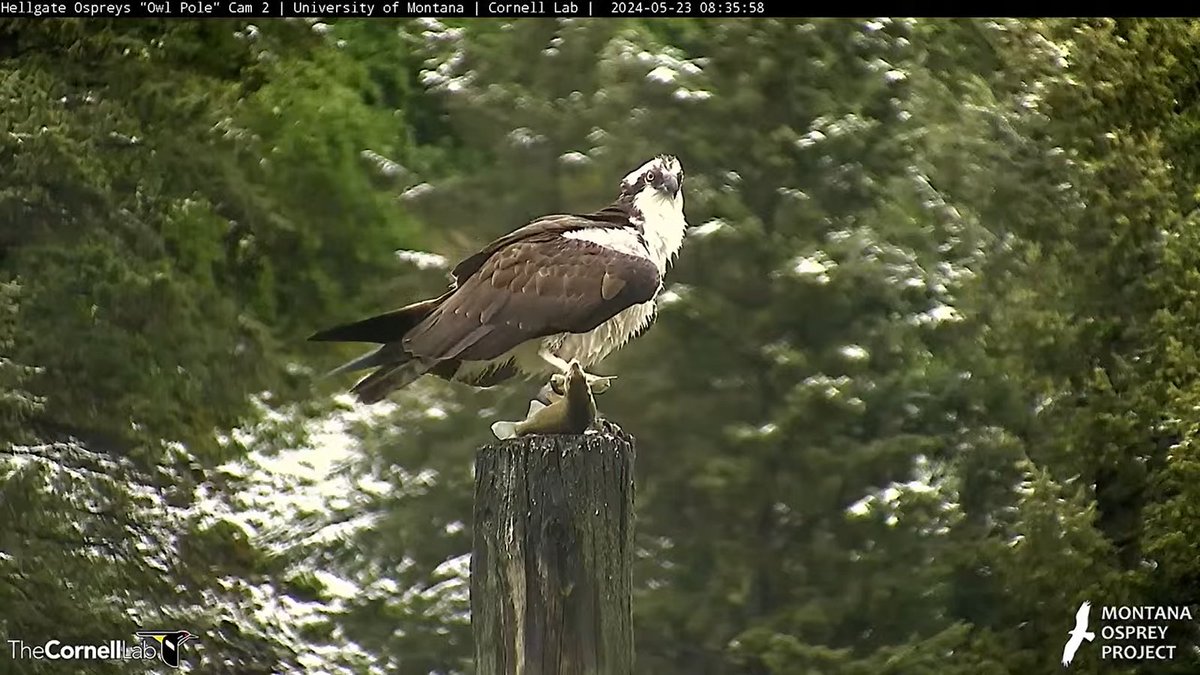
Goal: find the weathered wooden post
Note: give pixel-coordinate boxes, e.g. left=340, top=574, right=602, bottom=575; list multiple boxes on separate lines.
left=471, top=430, right=636, bottom=675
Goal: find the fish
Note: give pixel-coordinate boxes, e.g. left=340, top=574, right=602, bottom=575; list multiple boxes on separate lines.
left=490, top=360, right=612, bottom=440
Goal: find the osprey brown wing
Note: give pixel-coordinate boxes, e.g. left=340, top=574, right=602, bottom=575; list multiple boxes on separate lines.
left=450, top=206, right=634, bottom=283
left=403, top=234, right=661, bottom=362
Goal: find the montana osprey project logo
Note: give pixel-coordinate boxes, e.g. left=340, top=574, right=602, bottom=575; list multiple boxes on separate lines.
left=1061, top=601, right=1095, bottom=666
left=1057, top=600, right=1188, bottom=665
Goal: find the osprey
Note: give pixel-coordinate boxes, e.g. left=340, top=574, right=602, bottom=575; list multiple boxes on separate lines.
left=309, top=155, right=688, bottom=403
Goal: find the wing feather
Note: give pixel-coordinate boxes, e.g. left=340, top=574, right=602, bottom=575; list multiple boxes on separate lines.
left=601, top=270, right=625, bottom=300
left=441, top=323, right=495, bottom=360
left=403, top=234, right=660, bottom=362
left=450, top=205, right=633, bottom=283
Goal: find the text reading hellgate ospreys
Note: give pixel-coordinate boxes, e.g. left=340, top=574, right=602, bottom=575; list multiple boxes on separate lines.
left=0, top=0, right=771, bottom=16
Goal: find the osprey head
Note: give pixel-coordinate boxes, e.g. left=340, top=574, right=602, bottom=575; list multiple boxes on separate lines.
left=621, top=155, right=684, bottom=199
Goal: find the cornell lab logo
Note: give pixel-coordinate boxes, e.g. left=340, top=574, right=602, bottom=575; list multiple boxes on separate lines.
left=1060, top=600, right=1191, bottom=667
left=136, top=630, right=197, bottom=669
left=8, top=629, right=196, bottom=669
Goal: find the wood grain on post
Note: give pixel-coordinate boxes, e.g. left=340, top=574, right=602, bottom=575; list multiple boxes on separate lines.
left=471, top=431, right=635, bottom=675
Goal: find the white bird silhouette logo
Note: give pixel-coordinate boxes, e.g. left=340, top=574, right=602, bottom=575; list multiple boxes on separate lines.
left=1061, top=601, right=1095, bottom=666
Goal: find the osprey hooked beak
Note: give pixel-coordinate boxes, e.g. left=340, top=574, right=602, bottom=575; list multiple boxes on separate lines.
left=648, top=155, right=683, bottom=197
left=660, top=172, right=680, bottom=197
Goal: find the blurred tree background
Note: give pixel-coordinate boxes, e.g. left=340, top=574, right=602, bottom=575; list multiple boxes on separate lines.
left=1, top=16, right=1199, bottom=675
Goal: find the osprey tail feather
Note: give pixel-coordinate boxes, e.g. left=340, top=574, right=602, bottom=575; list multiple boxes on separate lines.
left=308, top=294, right=447, bottom=344
left=350, top=359, right=437, bottom=404
left=309, top=295, right=448, bottom=399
